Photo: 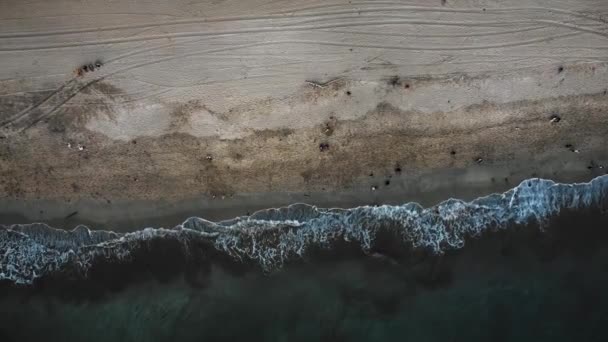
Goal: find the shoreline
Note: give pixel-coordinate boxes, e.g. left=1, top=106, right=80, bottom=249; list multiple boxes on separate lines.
left=1, top=174, right=606, bottom=287
left=1, top=168, right=604, bottom=232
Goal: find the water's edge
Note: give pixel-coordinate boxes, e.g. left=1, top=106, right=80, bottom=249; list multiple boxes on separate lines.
left=1, top=175, right=607, bottom=286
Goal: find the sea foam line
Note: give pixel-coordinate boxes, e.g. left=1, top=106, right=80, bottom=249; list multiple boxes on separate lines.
left=1, top=175, right=606, bottom=285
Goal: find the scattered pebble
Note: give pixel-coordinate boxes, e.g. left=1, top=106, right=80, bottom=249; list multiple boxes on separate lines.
left=588, top=161, right=602, bottom=170
left=384, top=180, right=390, bottom=186
left=549, top=114, right=561, bottom=123
left=564, top=143, right=578, bottom=153
left=371, top=185, right=377, bottom=191
left=475, top=157, right=483, bottom=164
left=319, top=143, right=330, bottom=152
left=77, top=145, right=85, bottom=151
left=205, top=155, right=213, bottom=161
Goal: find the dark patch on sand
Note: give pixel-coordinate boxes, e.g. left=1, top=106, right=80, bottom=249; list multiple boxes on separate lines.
left=0, top=87, right=607, bottom=204
left=0, top=89, right=56, bottom=122
left=47, top=81, right=124, bottom=131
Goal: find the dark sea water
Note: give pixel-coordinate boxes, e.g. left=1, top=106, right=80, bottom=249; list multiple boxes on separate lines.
left=0, top=176, right=607, bottom=341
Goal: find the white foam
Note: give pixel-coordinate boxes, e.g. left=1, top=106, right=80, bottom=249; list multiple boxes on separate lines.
left=1, top=175, right=606, bottom=285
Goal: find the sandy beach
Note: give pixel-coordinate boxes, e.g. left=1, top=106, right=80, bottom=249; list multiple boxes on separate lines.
left=1, top=0, right=607, bottom=230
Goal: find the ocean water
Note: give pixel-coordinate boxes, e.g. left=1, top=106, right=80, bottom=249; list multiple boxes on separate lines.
left=0, top=175, right=607, bottom=341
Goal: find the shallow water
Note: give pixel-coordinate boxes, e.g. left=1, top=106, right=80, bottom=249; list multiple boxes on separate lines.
left=0, top=176, right=607, bottom=341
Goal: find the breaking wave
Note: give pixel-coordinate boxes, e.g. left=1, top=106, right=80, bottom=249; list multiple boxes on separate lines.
left=1, top=175, right=607, bottom=286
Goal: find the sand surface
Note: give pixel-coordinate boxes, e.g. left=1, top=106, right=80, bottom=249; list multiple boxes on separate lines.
left=0, top=0, right=607, bottom=230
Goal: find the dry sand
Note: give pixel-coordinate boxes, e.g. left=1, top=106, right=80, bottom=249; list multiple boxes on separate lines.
left=0, top=0, right=607, bottom=230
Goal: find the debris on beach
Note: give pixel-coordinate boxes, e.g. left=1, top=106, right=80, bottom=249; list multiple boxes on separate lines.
left=323, top=116, right=337, bottom=136
left=549, top=114, right=561, bottom=123
left=64, top=211, right=78, bottom=219
left=76, top=60, right=103, bottom=77
left=564, top=143, right=580, bottom=153
left=319, top=143, right=330, bottom=152
left=588, top=161, right=603, bottom=170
